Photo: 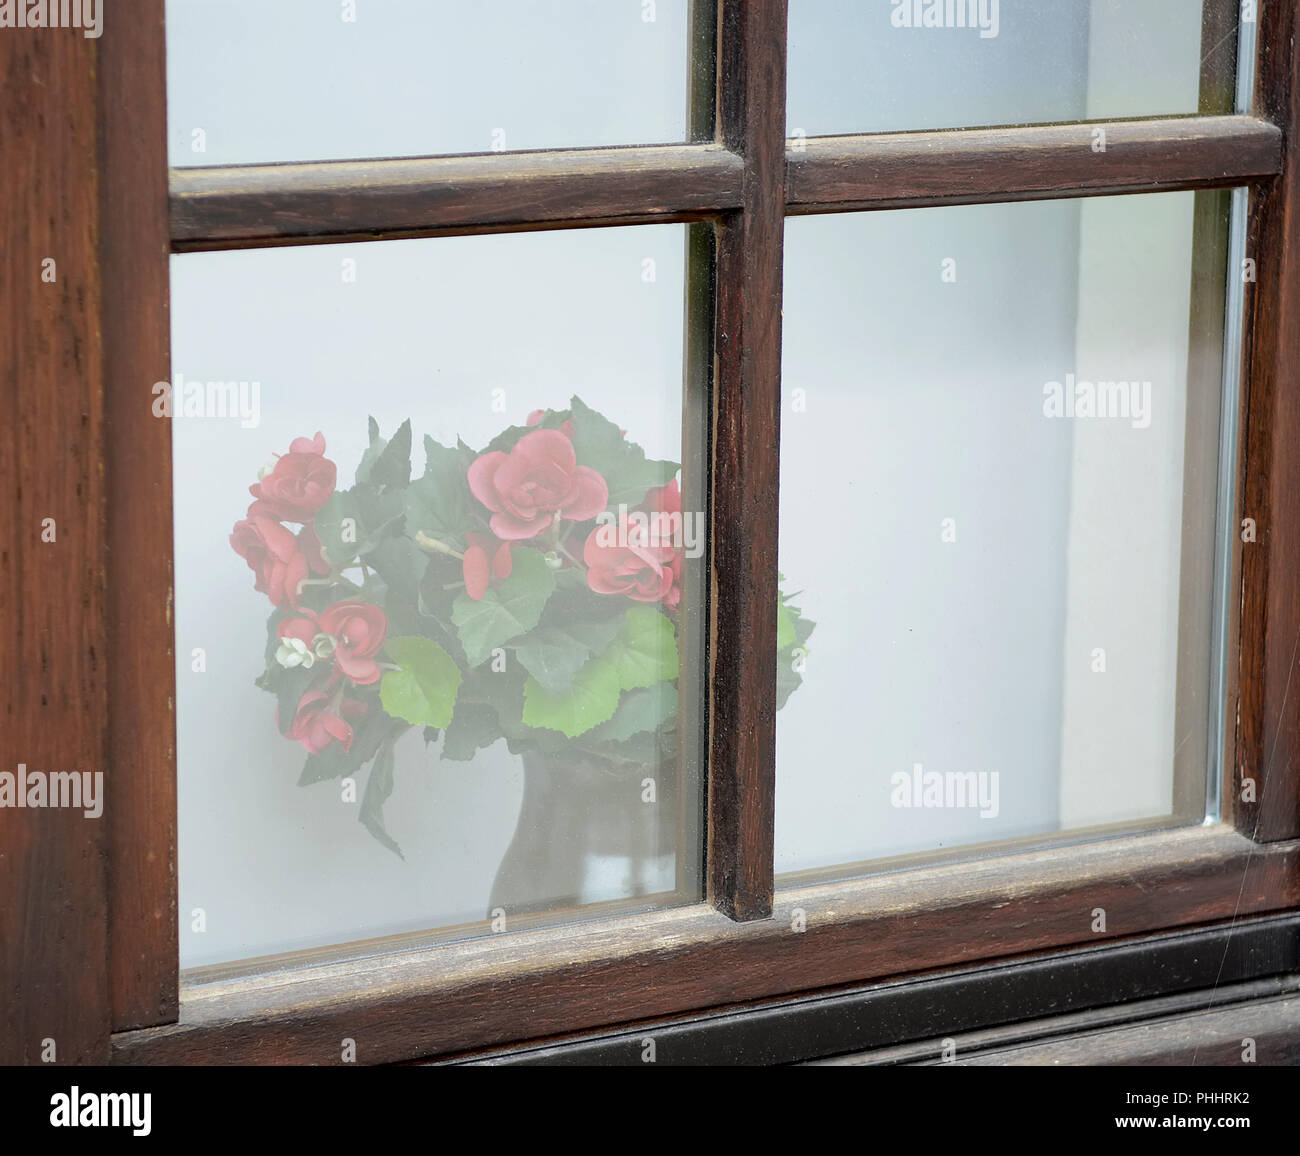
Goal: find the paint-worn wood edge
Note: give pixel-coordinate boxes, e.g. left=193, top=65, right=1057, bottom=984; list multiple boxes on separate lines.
left=1235, top=0, right=1300, bottom=842
left=170, top=117, right=1281, bottom=251
left=705, top=0, right=786, bottom=922
left=109, top=825, right=1299, bottom=1064
left=102, top=0, right=179, bottom=1030
left=787, top=116, right=1282, bottom=214
left=0, top=26, right=110, bottom=1064
left=170, top=143, right=746, bottom=247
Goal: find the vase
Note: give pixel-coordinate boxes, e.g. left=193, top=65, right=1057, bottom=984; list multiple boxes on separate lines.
left=487, top=749, right=680, bottom=918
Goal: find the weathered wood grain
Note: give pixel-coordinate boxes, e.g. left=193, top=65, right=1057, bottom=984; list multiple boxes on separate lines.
left=170, top=144, right=746, bottom=249
left=787, top=116, right=1281, bottom=214
left=1236, top=0, right=1300, bottom=841
left=110, top=826, right=1299, bottom=1064
left=0, top=25, right=110, bottom=1064
left=101, top=0, right=179, bottom=1031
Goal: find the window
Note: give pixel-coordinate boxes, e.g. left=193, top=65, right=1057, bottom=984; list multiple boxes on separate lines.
left=4, top=0, right=1299, bottom=1067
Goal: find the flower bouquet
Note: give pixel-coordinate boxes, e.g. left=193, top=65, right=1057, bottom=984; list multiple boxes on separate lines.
left=231, top=397, right=814, bottom=856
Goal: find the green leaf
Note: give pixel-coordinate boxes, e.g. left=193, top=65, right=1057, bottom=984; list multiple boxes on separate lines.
left=354, top=416, right=386, bottom=485
left=512, top=616, right=623, bottom=694
left=439, top=699, right=500, bottom=761
left=601, top=605, right=679, bottom=689
left=792, top=610, right=816, bottom=649
left=363, top=535, right=427, bottom=606
left=298, top=706, right=391, bottom=786
left=568, top=395, right=679, bottom=508
left=379, top=636, right=462, bottom=728
left=256, top=663, right=315, bottom=737
left=315, top=488, right=403, bottom=567
left=451, top=548, right=556, bottom=667
left=404, top=435, right=468, bottom=539
left=367, top=418, right=412, bottom=490
left=776, top=599, right=798, bottom=650
left=584, top=682, right=678, bottom=744
left=522, top=650, right=622, bottom=738
left=520, top=608, right=678, bottom=737
left=775, top=612, right=815, bottom=712
left=482, top=422, right=534, bottom=456
left=359, top=734, right=404, bottom=859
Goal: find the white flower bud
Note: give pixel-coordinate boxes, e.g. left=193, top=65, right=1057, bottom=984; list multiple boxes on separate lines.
left=275, top=637, right=315, bottom=669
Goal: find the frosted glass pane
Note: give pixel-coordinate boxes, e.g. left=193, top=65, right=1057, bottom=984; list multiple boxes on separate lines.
left=171, top=225, right=700, bottom=967
left=776, top=191, right=1232, bottom=878
left=788, top=0, right=1235, bottom=137
left=166, top=0, right=691, bottom=166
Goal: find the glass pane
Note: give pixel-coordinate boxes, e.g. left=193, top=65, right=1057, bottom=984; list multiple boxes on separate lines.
left=787, top=0, right=1238, bottom=137
left=170, top=225, right=702, bottom=967
left=776, top=190, right=1236, bottom=878
left=166, top=0, right=693, bottom=167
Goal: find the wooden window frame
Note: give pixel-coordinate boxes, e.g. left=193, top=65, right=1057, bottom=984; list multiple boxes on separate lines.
left=4, top=0, right=1300, bottom=1065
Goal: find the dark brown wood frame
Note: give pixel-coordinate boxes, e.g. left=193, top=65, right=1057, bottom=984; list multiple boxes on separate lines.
left=4, top=0, right=1300, bottom=1066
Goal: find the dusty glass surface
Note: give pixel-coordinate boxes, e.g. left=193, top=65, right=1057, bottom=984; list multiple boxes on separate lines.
left=788, top=0, right=1235, bottom=138
left=170, top=225, right=701, bottom=966
left=776, top=190, right=1235, bottom=877
left=166, top=0, right=691, bottom=166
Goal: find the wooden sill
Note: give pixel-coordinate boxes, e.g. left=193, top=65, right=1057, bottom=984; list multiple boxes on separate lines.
left=111, top=823, right=1300, bottom=1064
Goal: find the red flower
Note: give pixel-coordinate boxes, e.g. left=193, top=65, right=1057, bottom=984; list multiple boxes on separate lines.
left=642, top=477, right=682, bottom=517
left=583, top=512, right=681, bottom=608
left=582, top=478, right=687, bottom=607
left=278, top=600, right=389, bottom=685
left=248, top=432, right=337, bottom=523
left=462, top=532, right=513, bottom=601
left=287, top=689, right=367, bottom=755
left=468, top=428, right=608, bottom=541
left=231, top=512, right=327, bottom=608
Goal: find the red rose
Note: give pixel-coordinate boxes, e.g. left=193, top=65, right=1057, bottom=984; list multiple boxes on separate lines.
left=231, top=512, right=326, bottom=608
left=287, top=689, right=367, bottom=755
left=642, top=477, right=682, bottom=517
left=248, top=432, right=337, bottom=523
left=583, top=510, right=681, bottom=608
left=468, top=428, right=607, bottom=540
left=462, top=531, right=513, bottom=601
left=278, top=600, right=389, bottom=685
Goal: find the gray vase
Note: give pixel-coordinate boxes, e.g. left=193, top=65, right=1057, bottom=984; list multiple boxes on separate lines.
left=488, top=749, right=678, bottom=918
